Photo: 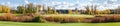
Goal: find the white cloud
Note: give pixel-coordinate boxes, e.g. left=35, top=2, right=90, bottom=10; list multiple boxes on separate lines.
left=41, top=0, right=46, bottom=1
left=44, top=2, right=59, bottom=8
left=7, top=2, right=10, bottom=5
left=44, top=1, right=76, bottom=9
left=24, top=0, right=29, bottom=4
left=104, top=1, right=108, bottom=4
left=59, top=2, right=75, bottom=9
left=88, top=2, right=92, bottom=5
left=42, top=0, right=119, bottom=10
left=45, top=1, right=101, bottom=10
left=76, top=1, right=80, bottom=4
left=89, top=0, right=93, bottom=1
left=97, top=5, right=107, bottom=11
left=110, top=0, right=117, bottom=2
left=97, top=4, right=120, bottom=11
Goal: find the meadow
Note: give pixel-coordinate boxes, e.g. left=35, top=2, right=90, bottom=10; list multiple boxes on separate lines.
left=0, top=21, right=120, bottom=26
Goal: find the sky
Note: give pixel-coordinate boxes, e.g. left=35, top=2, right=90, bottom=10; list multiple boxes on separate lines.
left=0, top=0, right=120, bottom=10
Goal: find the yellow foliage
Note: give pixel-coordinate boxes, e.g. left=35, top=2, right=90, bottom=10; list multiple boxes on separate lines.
left=103, top=9, right=110, bottom=14
left=75, top=10, right=79, bottom=14
left=96, top=10, right=101, bottom=16
left=1, top=6, right=10, bottom=13
left=68, top=10, right=73, bottom=14
left=88, top=10, right=91, bottom=15
left=36, top=5, right=41, bottom=13
left=0, top=6, right=2, bottom=12
left=89, top=10, right=93, bottom=15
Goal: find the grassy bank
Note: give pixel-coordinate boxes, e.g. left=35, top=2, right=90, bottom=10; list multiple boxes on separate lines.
left=0, top=13, right=22, bottom=16
left=0, top=21, right=120, bottom=26
left=42, top=14, right=94, bottom=18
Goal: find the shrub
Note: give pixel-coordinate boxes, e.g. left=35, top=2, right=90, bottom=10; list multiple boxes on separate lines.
left=91, top=17, right=105, bottom=23
left=22, top=16, right=34, bottom=22
left=26, top=13, right=35, bottom=17
left=113, top=15, right=120, bottom=22
left=14, top=16, right=33, bottom=22
left=104, top=16, right=117, bottom=22
left=32, top=16, right=41, bottom=22
left=9, top=16, right=18, bottom=22
left=61, top=16, right=69, bottom=23
left=16, top=16, right=26, bottom=22
left=54, top=17, right=63, bottom=22
left=0, top=16, right=6, bottom=21
left=65, top=17, right=80, bottom=23
left=44, top=16, right=54, bottom=22
left=81, top=18, right=93, bottom=23
left=5, top=13, right=13, bottom=21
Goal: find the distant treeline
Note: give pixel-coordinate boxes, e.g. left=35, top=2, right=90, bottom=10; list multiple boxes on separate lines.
left=0, top=3, right=120, bottom=15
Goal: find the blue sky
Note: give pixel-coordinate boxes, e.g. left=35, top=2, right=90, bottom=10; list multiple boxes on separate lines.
left=0, top=0, right=120, bottom=10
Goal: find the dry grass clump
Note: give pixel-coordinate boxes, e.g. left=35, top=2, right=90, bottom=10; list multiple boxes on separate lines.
left=0, top=13, right=38, bottom=22
left=81, top=15, right=120, bottom=23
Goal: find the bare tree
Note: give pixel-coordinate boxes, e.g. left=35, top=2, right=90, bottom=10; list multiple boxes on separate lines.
left=116, top=6, right=120, bottom=14
left=75, top=8, right=79, bottom=14
left=36, top=5, right=42, bottom=13
left=84, top=5, right=90, bottom=14
left=84, top=5, right=98, bottom=15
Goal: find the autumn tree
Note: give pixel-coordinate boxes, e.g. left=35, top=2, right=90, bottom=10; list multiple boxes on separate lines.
left=84, top=5, right=98, bottom=15
left=17, top=6, right=26, bottom=14
left=84, top=6, right=90, bottom=15
left=115, top=6, right=120, bottom=14
left=68, top=9, right=73, bottom=14
left=47, top=6, right=52, bottom=14
left=75, top=8, right=79, bottom=14
left=90, top=5, right=98, bottom=15
left=0, top=5, right=11, bottom=20
left=36, top=5, right=42, bottom=13
left=2, top=5, right=11, bottom=21
left=0, top=6, right=2, bottom=13
left=2, top=5, right=10, bottom=13
left=89, top=10, right=93, bottom=15
left=42, top=5, right=47, bottom=14
left=96, top=10, right=101, bottom=16
left=103, top=9, right=110, bottom=14
left=43, top=5, right=46, bottom=11
left=26, top=3, right=36, bottom=13
left=92, top=5, right=97, bottom=15
left=52, top=7, right=58, bottom=14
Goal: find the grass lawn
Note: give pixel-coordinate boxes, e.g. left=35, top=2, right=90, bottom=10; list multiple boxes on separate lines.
left=0, top=21, right=120, bottom=26
left=42, top=14, right=94, bottom=18
left=0, top=13, right=22, bottom=16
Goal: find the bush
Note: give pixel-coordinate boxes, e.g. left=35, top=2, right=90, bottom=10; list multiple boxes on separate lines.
left=80, top=15, right=120, bottom=23
left=32, top=16, right=41, bottom=22
left=44, top=16, right=54, bottom=22
left=14, top=16, right=33, bottom=22
left=112, top=15, right=120, bottom=22
left=81, top=18, right=93, bottom=23
left=91, top=17, right=105, bottom=23
left=5, top=13, right=13, bottom=21
left=0, top=16, right=6, bottom=21
left=68, top=17, right=80, bottom=23
left=61, top=17, right=69, bottom=23
left=16, top=16, right=26, bottom=22
left=9, top=16, right=17, bottom=22
left=54, top=17, right=63, bottom=22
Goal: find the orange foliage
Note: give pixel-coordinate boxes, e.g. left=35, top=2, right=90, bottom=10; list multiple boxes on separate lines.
left=5, top=13, right=13, bottom=21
